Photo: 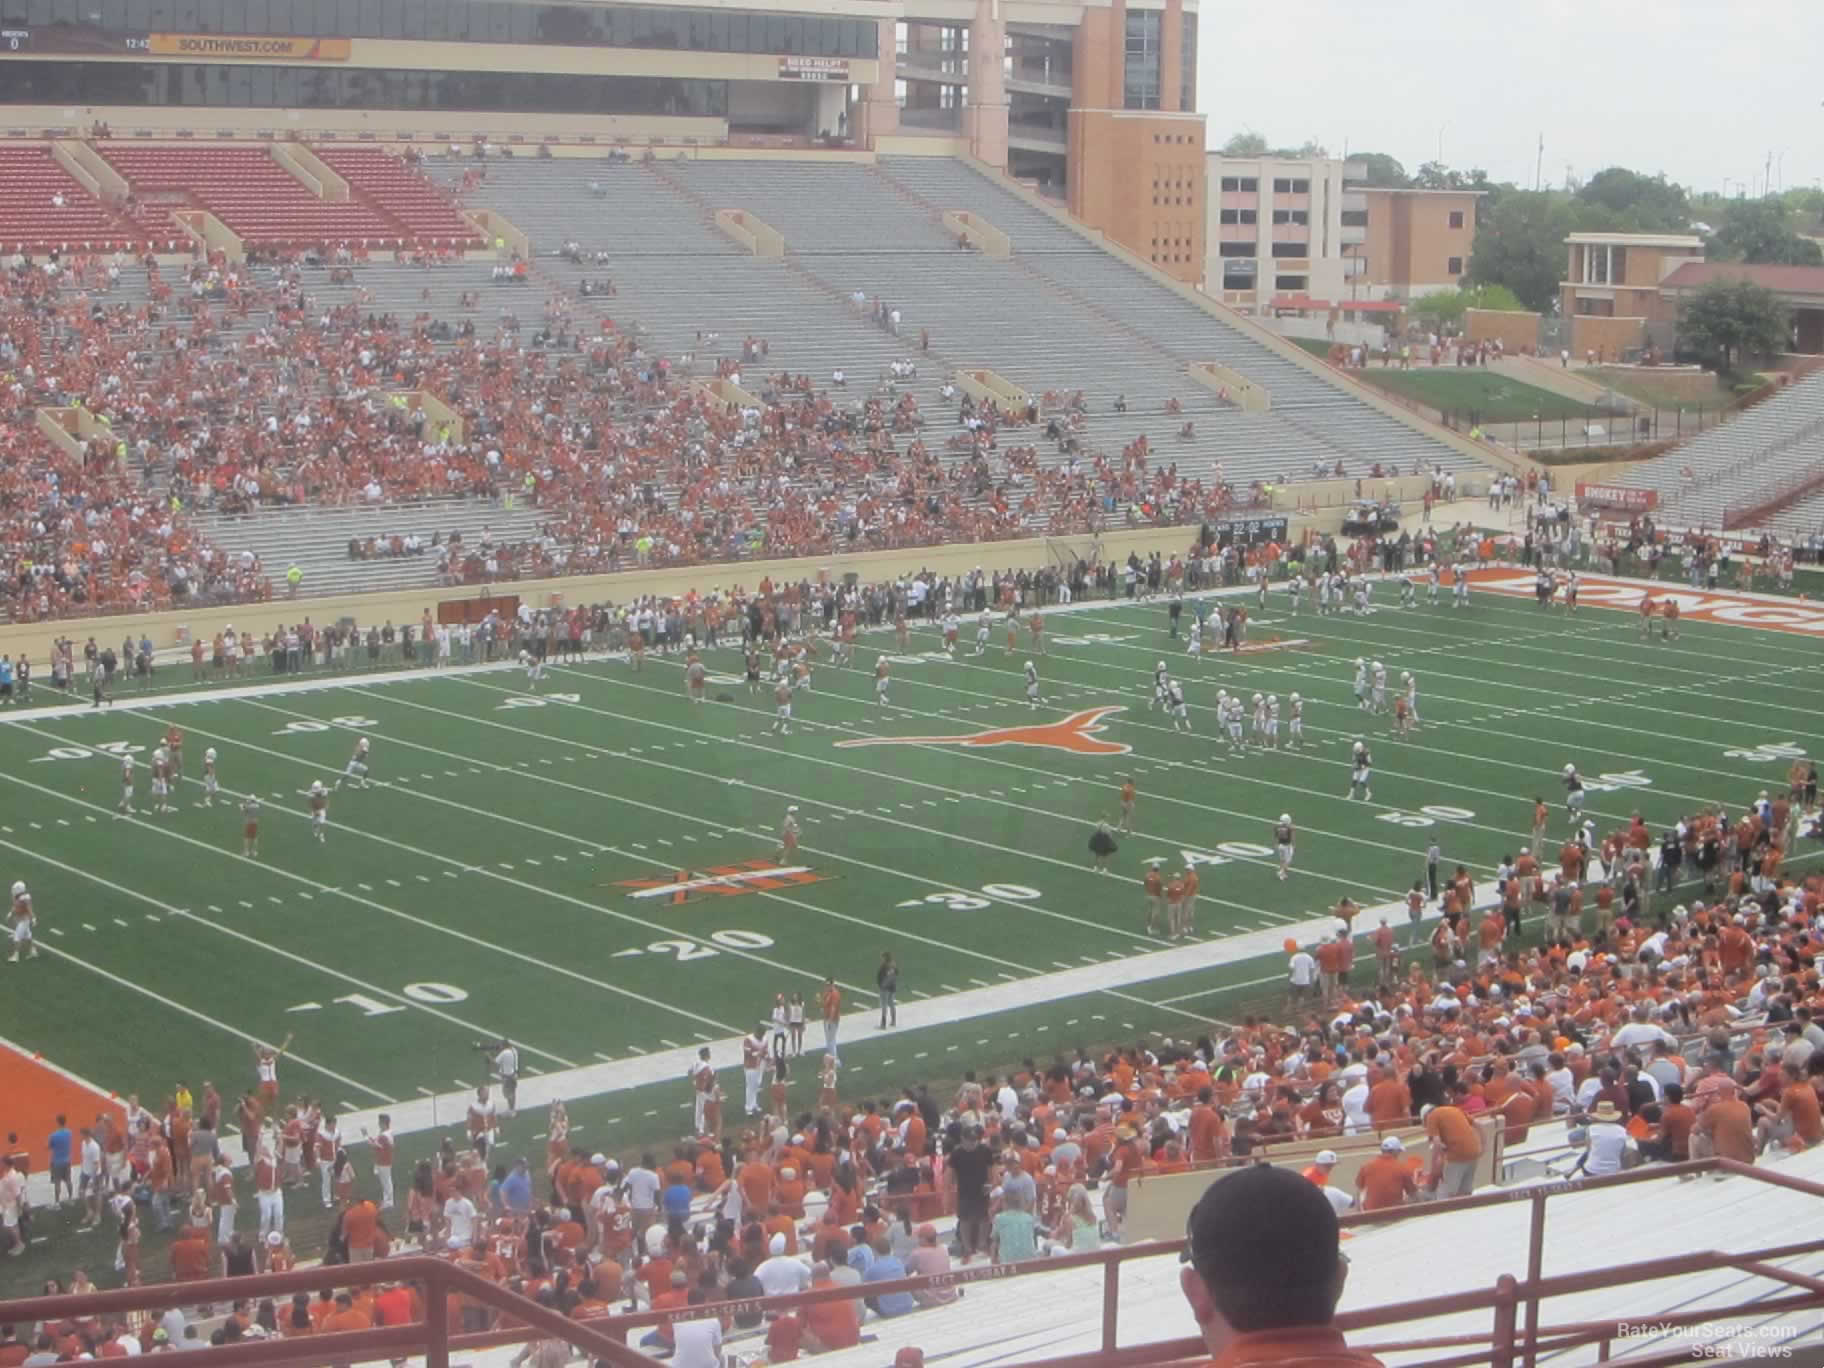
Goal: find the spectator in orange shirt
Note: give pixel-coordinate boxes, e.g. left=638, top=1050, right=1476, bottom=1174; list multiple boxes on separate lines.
left=319, top=1292, right=372, bottom=1335
left=1760, top=1058, right=1824, bottom=1154
left=1355, top=1136, right=1418, bottom=1212
left=1423, top=1083, right=1484, bottom=1199
left=342, top=1198, right=378, bottom=1263
left=1180, top=1165, right=1383, bottom=1368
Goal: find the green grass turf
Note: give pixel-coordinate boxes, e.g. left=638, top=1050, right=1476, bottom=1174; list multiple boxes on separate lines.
left=1348, top=368, right=1604, bottom=423
left=1584, top=367, right=1729, bottom=411
left=1, top=583, right=1821, bottom=1292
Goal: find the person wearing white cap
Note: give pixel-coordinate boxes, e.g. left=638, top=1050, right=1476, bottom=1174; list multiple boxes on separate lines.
left=1355, top=1136, right=1417, bottom=1211
left=778, top=806, right=799, bottom=861
left=1299, top=1150, right=1339, bottom=1186
left=756, top=1230, right=811, bottom=1296
left=1301, top=1151, right=1356, bottom=1217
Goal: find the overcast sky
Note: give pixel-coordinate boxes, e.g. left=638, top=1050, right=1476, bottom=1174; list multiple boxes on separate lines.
left=1193, top=0, right=1822, bottom=197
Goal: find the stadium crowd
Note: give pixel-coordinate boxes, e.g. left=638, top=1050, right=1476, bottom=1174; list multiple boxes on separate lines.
left=5, top=238, right=1440, bottom=626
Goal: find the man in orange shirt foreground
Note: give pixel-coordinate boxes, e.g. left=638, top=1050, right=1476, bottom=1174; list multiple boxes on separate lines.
left=1179, top=1166, right=1383, bottom=1367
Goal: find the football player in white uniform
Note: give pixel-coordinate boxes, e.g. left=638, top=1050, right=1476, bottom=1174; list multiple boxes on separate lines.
left=1264, top=694, right=1281, bottom=749
left=1151, top=660, right=1170, bottom=710
left=1370, top=661, right=1388, bottom=714
left=1186, top=613, right=1202, bottom=657
left=308, top=780, right=329, bottom=843
left=118, top=752, right=136, bottom=815
left=1250, top=692, right=1267, bottom=744
left=518, top=647, right=544, bottom=689
left=1221, top=692, right=1244, bottom=752
left=974, top=610, right=992, bottom=655
left=1273, top=815, right=1295, bottom=882
left=1399, top=575, right=1416, bottom=608
left=8, top=881, right=36, bottom=963
left=1166, top=678, right=1191, bottom=732
left=1286, top=693, right=1304, bottom=749
left=150, top=745, right=173, bottom=814
left=1401, top=672, right=1421, bottom=725
left=1454, top=559, right=1472, bottom=606
left=1353, top=658, right=1370, bottom=711
left=1427, top=561, right=1442, bottom=605
left=1348, top=740, right=1373, bottom=801
left=335, top=737, right=371, bottom=790
left=1024, top=660, right=1043, bottom=708
left=202, top=747, right=220, bottom=806
left=1285, top=575, right=1303, bottom=616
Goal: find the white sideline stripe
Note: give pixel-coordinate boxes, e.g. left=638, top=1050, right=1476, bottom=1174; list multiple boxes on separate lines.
left=0, top=583, right=1267, bottom=730
left=317, top=883, right=1488, bottom=1149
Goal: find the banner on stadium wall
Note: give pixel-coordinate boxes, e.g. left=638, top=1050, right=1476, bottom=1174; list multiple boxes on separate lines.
left=1575, top=483, right=1658, bottom=512
left=778, top=56, right=850, bottom=81
left=0, top=26, right=350, bottom=57
left=148, top=34, right=352, bottom=60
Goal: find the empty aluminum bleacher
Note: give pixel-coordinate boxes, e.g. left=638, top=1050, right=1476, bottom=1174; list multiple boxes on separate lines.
left=190, top=501, right=550, bottom=599
left=1617, top=371, right=1824, bottom=528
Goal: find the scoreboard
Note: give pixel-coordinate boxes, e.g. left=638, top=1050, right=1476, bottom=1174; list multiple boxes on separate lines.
left=1202, top=516, right=1288, bottom=549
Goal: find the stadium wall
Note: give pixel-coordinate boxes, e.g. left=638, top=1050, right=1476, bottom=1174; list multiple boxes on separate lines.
left=0, top=520, right=1334, bottom=664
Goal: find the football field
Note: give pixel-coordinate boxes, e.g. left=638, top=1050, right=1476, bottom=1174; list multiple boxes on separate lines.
left=2, top=569, right=1822, bottom=1159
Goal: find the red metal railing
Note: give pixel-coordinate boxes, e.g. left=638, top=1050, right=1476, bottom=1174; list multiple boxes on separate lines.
left=1, top=1160, right=1818, bottom=1368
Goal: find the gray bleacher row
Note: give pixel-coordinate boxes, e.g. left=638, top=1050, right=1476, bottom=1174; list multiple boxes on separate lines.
left=429, top=155, right=1483, bottom=492
left=1619, top=371, right=1824, bottom=529
left=189, top=500, right=550, bottom=600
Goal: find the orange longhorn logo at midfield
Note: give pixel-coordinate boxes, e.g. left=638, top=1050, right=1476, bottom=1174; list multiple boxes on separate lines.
left=833, top=706, right=1132, bottom=756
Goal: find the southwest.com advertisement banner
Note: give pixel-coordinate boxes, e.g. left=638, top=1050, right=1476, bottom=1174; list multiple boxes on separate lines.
left=0, top=26, right=350, bottom=60
left=148, top=33, right=352, bottom=59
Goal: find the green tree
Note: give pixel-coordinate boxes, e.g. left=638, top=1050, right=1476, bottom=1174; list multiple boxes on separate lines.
left=1268, top=139, right=1329, bottom=159
left=1707, top=197, right=1824, bottom=265
left=1573, top=167, right=1690, bottom=231
left=1350, top=152, right=1410, bottom=188
left=1678, top=278, right=1790, bottom=372
left=1410, top=283, right=1529, bottom=327
left=1219, top=130, right=1268, bottom=156
left=1465, top=190, right=1578, bottom=313
left=1414, top=161, right=1493, bottom=192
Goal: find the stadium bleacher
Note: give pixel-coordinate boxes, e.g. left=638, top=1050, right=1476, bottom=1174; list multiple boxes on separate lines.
left=0, top=145, right=147, bottom=255
left=6, top=146, right=1509, bottom=618
left=97, top=145, right=442, bottom=250
left=1617, top=371, right=1824, bottom=532
left=311, top=147, right=485, bottom=249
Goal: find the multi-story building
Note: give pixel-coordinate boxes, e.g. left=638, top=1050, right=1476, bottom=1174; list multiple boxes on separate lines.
left=0, top=0, right=1203, bottom=280
left=1559, top=232, right=1706, bottom=361
left=1203, top=153, right=1477, bottom=315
